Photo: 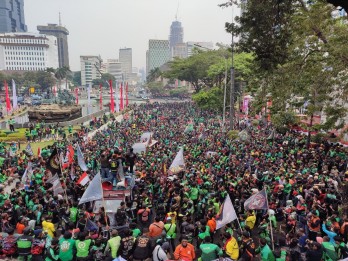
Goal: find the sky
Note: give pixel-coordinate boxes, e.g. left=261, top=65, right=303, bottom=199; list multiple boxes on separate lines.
left=25, top=0, right=235, bottom=72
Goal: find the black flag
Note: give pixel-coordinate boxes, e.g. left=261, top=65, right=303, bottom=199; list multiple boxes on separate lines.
left=46, top=148, right=61, bottom=175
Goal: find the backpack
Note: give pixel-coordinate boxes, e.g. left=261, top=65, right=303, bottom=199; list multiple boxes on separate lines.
left=141, top=209, right=149, bottom=222
left=31, top=239, right=45, bottom=255
left=2, top=236, right=17, bottom=255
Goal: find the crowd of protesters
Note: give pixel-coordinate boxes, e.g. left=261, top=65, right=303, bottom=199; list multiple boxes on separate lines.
left=0, top=101, right=347, bottom=261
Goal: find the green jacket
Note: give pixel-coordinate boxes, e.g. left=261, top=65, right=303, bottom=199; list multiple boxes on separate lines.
left=59, top=238, right=75, bottom=261
left=200, top=243, right=223, bottom=261
left=257, top=244, right=275, bottom=261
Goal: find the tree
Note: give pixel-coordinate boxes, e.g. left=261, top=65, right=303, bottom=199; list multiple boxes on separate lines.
left=146, top=67, right=162, bottom=83
left=192, top=87, right=224, bottom=111
left=55, top=66, right=71, bottom=90
left=146, top=81, right=166, bottom=97
left=73, top=71, right=81, bottom=86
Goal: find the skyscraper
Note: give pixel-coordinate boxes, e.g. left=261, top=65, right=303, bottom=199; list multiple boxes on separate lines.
left=0, top=0, right=27, bottom=33
left=80, top=55, right=102, bottom=87
left=119, top=48, right=132, bottom=80
left=146, top=40, right=171, bottom=76
left=37, top=23, right=70, bottom=68
left=169, top=20, right=183, bottom=50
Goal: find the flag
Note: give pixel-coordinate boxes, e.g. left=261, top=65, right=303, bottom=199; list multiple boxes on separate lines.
left=52, top=177, right=64, bottom=196
left=99, top=84, right=103, bottom=110
left=77, top=172, right=90, bottom=186
left=169, top=147, right=185, bottom=174
left=37, top=147, right=41, bottom=157
left=25, top=143, right=33, bottom=156
left=76, top=143, right=88, bottom=171
left=109, top=80, right=114, bottom=113
left=12, top=79, right=17, bottom=110
left=244, top=188, right=269, bottom=210
left=67, top=145, right=75, bottom=165
left=216, top=194, right=238, bottom=229
left=125, top=82, right=129, bottom=107
left=21, top=162, right=33, bottom=183
left=79, top=172, right=103, bottom=205
left=120, top=82, right=124, bottom=110
left=4, top=80, right=11, bottom=112
left=46, top=148, right=61, bottom=175
left=115, top=81, right=119, bottom=113
left=70, top=165, right=76, bottom=181
left=86, top=219, right=99, bottom=231
left=46, top=173, right=59, bottom=184
left=75, top=88, right=79, bottom=104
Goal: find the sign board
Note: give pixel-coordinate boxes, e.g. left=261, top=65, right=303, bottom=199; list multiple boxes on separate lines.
left=30, top=87, right=35, bottom=94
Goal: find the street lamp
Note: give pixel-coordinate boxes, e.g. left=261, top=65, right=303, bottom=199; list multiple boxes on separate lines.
left=229, top=5, right=235, bottom=130
left=194, top=44, right=228, bottom=131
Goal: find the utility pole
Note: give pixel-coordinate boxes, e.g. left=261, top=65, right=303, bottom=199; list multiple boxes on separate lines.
left=229, top=5, right=235, bottom=130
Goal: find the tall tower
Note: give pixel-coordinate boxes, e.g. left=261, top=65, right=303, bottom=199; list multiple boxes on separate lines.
left=0, top=0, right=27, bottom=33
left=169, top=20, right=183, bottom=51
left=119, top=48, right=132, bottom=80
left=37, top=21, right=70, bottom=68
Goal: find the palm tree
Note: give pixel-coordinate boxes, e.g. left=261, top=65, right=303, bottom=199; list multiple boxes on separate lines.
left=55, top=66, right=71, bottom=91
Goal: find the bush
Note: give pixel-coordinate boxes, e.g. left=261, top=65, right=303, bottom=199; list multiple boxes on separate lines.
left=0, top=132, right=7, bottom=137
left=227, top=130, right=239, bottom=140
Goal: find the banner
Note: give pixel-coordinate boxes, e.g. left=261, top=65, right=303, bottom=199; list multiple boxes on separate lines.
left=79, top=172, right=103, bottom=205
left=4, top=80, right=11, bottom=112
left=25, top=143, right=34, bottom=156
left=75, top=88, right=79, bottom=104
left=244, top=188, right=269, bottom=210
left=12, top=79, right=17, bottom=110
left=76, top=144, right=88, bottom=171
left=21, top=162, right=33, bottom=184
left=216, top=194, right=238, bottom=229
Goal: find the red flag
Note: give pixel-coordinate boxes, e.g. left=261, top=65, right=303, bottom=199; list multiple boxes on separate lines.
left=99, top=84, right=103, bottom=110
left=76, top=172, right=90, bottom=186
left=37, top=147, right=41, bottom=157
left=126, top=82, right=129, bottom=107
left=67, top=145, right=74, bottom=164
left=4, top=80, right=11, bottom=112
left=109, top=80, right=114, bottom=113
left=75, top=88, right=79, bottom=104
left=120, top=82, right=124, bottom=110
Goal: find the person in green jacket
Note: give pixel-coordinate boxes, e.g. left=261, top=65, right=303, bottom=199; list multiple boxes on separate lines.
left=256, top=238, right=275, bottom=261
left=75, top=232, right=93, bottom=260
left=59, top=231, right=75, bottom=261
left=46, top=238, right=60, bottom=261
left=199, top=236, right=223, bottom=261
left=104, top=230, right=121, bottom=259
left=69, top=203, right=79, bottom=224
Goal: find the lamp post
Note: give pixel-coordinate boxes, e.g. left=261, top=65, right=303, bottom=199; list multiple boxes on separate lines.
left=229, top=5, right=235, bottom=130
left=193, top=44, right=228, bottom=131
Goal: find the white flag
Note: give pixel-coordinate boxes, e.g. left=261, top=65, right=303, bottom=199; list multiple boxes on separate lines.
left=76, top=143, right=88, bottom=171
left=21, top=162, right=33, bottom=183
left=52, top=178, right=64, bottom=196
left=216, top=194, right=238, bottom=229
left=169, top=147, right=185, bottom=174
left=79, top=172, right=103, bottom=205
left=12, top=79, right=18, bottom=110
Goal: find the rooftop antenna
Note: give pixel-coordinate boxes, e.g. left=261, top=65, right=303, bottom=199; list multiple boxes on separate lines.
left=175, top=1, right=179, bottom=20
left=59, top=12, right=62, bottom=26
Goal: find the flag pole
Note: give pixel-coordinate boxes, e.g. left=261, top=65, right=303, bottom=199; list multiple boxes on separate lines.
left=265, top=187, right=274, bottom=250
left=98, top=173, right=109, bottom=227
left=58, top=150, right=70, bottom=205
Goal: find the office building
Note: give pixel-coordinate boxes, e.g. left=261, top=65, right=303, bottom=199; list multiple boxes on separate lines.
left=146, top=39, right=171, bottom=75
left=106, top=59, right=123, bottom=81
left=186, top=41, right=214, bottom=57
left=80, top=55, right=102, bottom=86
left=0, top=33, right=58, bottom=71
left=169, top=20, right=183, bottom=50
left=119, top=48, right=132, bottom=80
left=37, top=23, right=69, bottom=68
left=173, top=43, right=187, bottom=58
left=0, top=0, right=27, bottom=33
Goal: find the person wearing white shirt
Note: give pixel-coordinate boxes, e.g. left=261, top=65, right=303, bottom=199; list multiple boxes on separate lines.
left=152, top=242, right=170, bottom=261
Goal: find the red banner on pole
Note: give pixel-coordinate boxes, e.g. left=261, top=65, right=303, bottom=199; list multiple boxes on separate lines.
left=120, top=82, right=124, bottom=111
left=99, top=84, right=103, bottom=110
left=126, top=82, right=129, bottom=107
left=75, top=88, right=79, bottom=104
left=109, top=80, right=114, bottom=113
left=4, top=80, right=11, bottom=113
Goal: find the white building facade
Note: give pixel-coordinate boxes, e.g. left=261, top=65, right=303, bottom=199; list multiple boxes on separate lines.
left=106, top=59, right=123, bottom=81
left=186, top=41, right=214, bottom=57
left=0, top=32, right=58, bottom=71
left=119, top=48, right=132, bottom=80
left=146, top=39, right=171, bottom=75
left=80, top=55, right=102, bottom=87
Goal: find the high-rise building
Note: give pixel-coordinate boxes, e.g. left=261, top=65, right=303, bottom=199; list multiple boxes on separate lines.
left=169, top=20, right=183, bottom=51
left=119, top=48, right=132, bottom=80
left=106, top=59, right=123, bottom=81
left=0, top=33, right=58, bottom=71
left=173, top=43, right=187, bottom=59
left=37, top=23, right=69, bottom=68
left=80, top=55, right=102, bottom=87
left=0, top=0, right=27, bottom=33
left=146, top=39, right=171, bottom=75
